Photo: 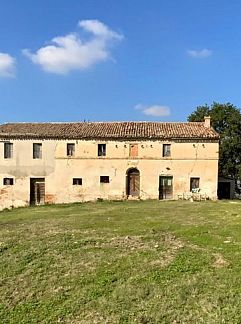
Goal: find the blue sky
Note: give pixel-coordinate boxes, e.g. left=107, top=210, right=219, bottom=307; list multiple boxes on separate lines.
left=0, top=0, right=241, bottom=123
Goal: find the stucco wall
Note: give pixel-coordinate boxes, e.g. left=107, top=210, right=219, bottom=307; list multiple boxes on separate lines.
left=0, top=138, right=219, bottom=209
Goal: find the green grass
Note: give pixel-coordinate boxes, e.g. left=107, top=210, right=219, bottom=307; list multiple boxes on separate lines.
left=1, top=200, right=241, bottom=323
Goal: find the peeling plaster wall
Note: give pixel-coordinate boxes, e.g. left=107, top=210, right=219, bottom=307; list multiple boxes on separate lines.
left=0, top=140, right=56, bottom=209
left=0, top=139, right=219, bottom=209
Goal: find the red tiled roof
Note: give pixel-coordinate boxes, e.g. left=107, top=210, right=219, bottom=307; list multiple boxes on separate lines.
left=0, top=122, right=219, bottom=140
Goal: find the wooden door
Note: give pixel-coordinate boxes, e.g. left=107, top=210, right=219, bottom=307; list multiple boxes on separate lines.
left=159, top=176, right=173, bottom=200
left=127, top=169, right=140, bottom=197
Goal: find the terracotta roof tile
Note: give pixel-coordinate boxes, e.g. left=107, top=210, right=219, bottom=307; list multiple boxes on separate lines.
left=0, top=122, right=219, bottom=140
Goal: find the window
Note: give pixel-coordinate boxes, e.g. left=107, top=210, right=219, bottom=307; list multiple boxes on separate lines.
left=190, top=177, right=200, bottom=192
left=4, top=143, right=13, bottom=159
left=73, top=178, right=82, bottom=185
left=129, top=144, right=138, bottom=157
left=67, top=143, right=75, bottom=157
left=3, top=178, right=14, bottom=185
left=100, top=176, right=109, bottom=183
left=98, top=144, right=106, bottom=157
left=33, top=143, right=42, bottom=159
left=162, top=144, right=171, bottom=157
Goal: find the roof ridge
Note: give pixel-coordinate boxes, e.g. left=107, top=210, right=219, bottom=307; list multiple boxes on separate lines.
left=2, top=121, right=204, bottom=125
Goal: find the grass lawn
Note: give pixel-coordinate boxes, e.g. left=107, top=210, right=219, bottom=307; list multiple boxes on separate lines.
left=1, top=200, right=241, bottom=323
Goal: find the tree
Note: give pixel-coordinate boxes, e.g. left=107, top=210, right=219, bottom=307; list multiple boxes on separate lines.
left=188, top=102, right=241, bottom=181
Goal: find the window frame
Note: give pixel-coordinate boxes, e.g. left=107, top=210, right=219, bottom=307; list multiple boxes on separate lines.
left=162, top=144, right=171, bottom=157
left=73, top=178, right=82, bottom=186
left=98, top=144, right=106, bottom=157
left=4, top=142, right=13, bottom=159
left=100, top=176, right=109, bottom=183
left=67, top=143, right=75, bottom=157
left=33, top=143, right=42, bottom=159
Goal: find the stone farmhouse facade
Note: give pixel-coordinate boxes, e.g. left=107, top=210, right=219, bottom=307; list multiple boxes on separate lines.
left=0, top=118, right=219, bottom=209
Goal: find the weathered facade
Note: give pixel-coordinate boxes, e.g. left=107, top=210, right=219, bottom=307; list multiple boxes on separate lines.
left=0, top=118, right=219, bottom=209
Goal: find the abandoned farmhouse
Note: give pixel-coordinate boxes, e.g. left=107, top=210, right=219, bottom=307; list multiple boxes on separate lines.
left=0, top=117, right=219, bottom=209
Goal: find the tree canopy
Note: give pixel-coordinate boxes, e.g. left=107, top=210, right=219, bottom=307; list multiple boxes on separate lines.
left=188, top=102, right=241, bottom=180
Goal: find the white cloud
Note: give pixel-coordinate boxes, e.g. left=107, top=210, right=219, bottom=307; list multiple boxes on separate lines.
left=135, top=104, right=171, bottom=117
left=23, top=19, right=123, bottom=74
left=78, top=19, right=122, bottom=40
left=187, top=49, right=212, bottom=58
left=0, top=53, right=15, bottom=77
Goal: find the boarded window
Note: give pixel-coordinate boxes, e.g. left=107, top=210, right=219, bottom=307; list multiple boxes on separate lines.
left=67, top=143, right=75, bottom=157
left=4, top=143, right=13, bottom=159
left=190, top=177, right=200, bottom=192
left=33, top=143, right=42, bottom=159
left=129, top=144, right=138, bottom=157
left=162, top=144, right=171, bottom=157
left=73, top=178, right=82, bottom=185
left=100, top=176, right=109, bottom=183
left=98, top=144, right=106, bottom=156
left=3, top=178, right=14, bottom=185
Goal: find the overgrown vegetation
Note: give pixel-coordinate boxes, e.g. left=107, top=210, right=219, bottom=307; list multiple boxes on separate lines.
left=1, top=200, right=241, bottom=323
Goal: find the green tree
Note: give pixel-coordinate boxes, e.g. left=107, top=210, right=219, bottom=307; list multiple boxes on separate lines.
left=188, top=102, right=241, bottom=180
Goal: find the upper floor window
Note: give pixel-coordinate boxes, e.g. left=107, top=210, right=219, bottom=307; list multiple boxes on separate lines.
left=33, top=143, right=42, bottom=159
left=163, top=144, right=171, bottom=157
left=3, top=178, right=14, bottom=185
left=67, top=143, right=75, bottom=157
left=4, top=143, right=13, bottom=159
left=98, top=144, right=106, bottom=157
left=190, top=177, right=200, bottom=192
left=129, top=144, right=138, bottom=157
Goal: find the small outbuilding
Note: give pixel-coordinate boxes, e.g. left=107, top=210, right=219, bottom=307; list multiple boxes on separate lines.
left=218, top=177, right=235, bottom=199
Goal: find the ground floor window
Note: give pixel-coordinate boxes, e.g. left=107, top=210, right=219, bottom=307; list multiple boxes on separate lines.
left=73, top=178, right=82, bottom=185
left=100, top=176, right=109, bottom=183
left=190, top=177, right=200, bottom=192
left=3, top=178, right=14, bottom=185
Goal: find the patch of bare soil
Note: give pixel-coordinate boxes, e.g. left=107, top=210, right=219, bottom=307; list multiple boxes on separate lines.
left=101, top=235, right=151, bottom=250
left=94, top=233, right=185, bottom=268
left=213, top=253, right=229, bottom=268
left=150, top=233, right=185, bottom=267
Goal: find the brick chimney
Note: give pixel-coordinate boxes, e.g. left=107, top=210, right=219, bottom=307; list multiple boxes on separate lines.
left=204, top=116, right=211, bottom=128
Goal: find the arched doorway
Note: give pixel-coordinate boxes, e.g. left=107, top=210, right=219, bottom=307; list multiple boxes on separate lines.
left=126, top=168, right=140, bottom=197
